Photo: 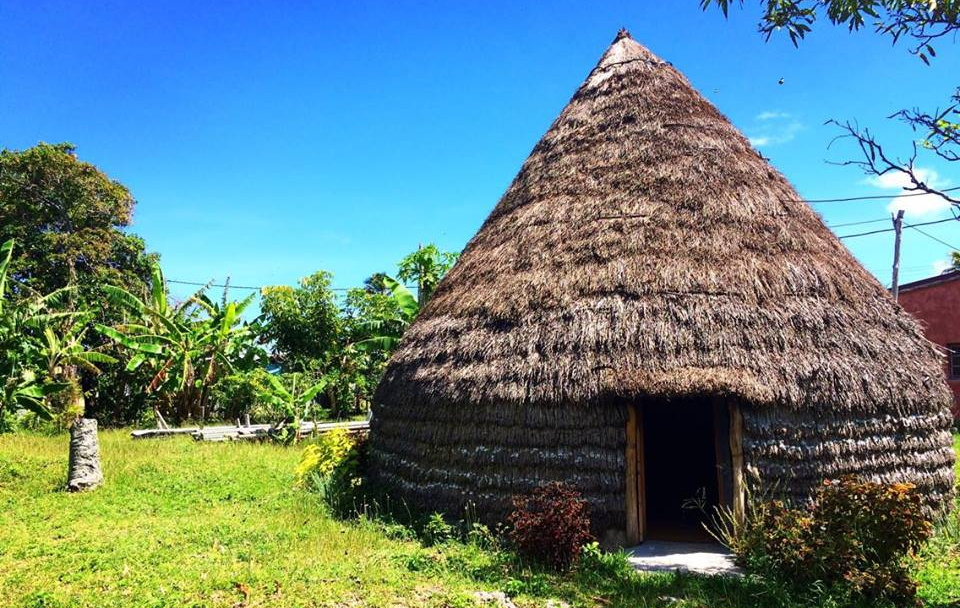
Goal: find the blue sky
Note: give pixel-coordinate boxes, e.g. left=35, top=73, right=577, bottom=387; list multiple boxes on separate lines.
left=2, top=1, right=958, bottom=305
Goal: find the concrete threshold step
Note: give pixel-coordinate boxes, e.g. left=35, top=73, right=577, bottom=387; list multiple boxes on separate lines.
left=625, top=541, right=742, bottom=577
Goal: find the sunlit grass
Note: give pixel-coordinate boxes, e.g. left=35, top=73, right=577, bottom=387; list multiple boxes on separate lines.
left=0, top=430, right=957, bottom=607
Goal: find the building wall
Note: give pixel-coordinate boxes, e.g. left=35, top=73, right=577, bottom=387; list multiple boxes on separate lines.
left=741, top=403, right=956, bottom=515
left=369, top=401, right=628, bottom=546
left=898, top=276, right=960, bottom=420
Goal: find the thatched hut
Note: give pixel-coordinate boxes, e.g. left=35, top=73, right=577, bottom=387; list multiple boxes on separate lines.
left=369, top=30, right=956, bottom=546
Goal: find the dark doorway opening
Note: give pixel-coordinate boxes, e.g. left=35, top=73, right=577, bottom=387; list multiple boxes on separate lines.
left=642, top=400, right=721, bottom=542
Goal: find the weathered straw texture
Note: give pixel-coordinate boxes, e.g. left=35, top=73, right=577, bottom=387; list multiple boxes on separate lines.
left=370, top=31, right=955, bottom=530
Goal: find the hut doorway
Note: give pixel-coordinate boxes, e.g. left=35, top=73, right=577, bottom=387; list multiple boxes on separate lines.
left=625, top=401, right=743, bottom=545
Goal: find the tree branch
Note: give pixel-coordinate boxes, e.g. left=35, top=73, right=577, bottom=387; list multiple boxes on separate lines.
left=827, top=117, right=960, bottom=207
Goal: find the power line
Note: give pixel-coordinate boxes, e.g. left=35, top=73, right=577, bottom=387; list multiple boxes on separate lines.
left=166, top=278, right=419, bottom=293
left=167, top=279, right=263, bottom=291
left=797, top=186, right=960, bottom=204
left=827, top=217, right=888, bottom=228
left=907, top=224, right=960, bottom=251
left=838, top=216, right=958, bottom=239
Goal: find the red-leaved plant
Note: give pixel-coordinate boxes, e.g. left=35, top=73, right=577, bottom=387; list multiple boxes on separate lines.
left=507, top=481, right=594, bottom=570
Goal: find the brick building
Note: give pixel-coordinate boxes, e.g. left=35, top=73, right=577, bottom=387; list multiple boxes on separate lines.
left=898, top=270, right=960, bottom=420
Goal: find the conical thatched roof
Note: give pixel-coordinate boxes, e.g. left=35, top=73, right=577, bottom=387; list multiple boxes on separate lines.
left=376, top=30, right=951, bottom=415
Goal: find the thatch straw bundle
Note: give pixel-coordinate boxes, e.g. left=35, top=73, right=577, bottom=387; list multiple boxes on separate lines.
left=370, top=30, right=955, bottom=541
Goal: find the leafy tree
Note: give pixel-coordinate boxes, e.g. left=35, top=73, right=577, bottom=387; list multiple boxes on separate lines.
left=703, top=1, right=958, bottom=53
left=256, top=246, right=458, bottom=419
left=703, top=1, right=959, bottom=207
left=259, top=271, right=342, bottom=372
left=354, top=276, right=420, bottom=352
left=0, top=142, right=156, bottom=300
left=397, top=244, right=459, bottom=305
left=0, top=142, right=158, bottom=424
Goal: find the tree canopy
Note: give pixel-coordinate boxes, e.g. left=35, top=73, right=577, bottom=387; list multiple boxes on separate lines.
left=259, top=271, right=343, bottom=372
left=703, top=0, right=959, bottom=57
left=397, top=244, right=459, bottom=305
left=0, top=142, right=157, bottom=300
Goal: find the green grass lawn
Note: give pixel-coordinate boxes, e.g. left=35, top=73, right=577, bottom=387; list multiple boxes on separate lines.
left=0, top=431, right=957, bottom=608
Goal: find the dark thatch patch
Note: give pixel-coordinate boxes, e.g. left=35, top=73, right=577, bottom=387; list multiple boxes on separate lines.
left=370, top=30, right=956, bottom=535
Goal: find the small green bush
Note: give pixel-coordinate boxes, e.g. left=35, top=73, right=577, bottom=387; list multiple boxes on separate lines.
left=209, top=368, right=275, bottom=423
left=507, top=481, right=594, bottom=571
left=422, top=512, right=455, bottom=546
left=724, top=476, right=932, bottom=606
left=465, top=522, right=500, bottom=550
left=577, top=541, right=633, bottom=579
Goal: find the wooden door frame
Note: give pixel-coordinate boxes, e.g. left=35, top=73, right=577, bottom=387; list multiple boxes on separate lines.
left=625, top=405, right=645, bottom=544
left=624, top=401, right=744, bottom=546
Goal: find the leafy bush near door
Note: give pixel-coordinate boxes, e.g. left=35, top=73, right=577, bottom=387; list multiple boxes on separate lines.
left=720, top=476, right=932, bottom=606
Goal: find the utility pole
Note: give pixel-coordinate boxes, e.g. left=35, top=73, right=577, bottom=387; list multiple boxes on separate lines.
left=891, top=210, right=905, bottom=301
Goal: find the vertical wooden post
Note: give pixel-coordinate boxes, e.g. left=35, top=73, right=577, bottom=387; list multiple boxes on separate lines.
left=625, top=405, right=639, bottom=545
left=729, top=403, right=745, bottom=525
left=891, top=210, right=905, bottom=301
left=636, top=407, right=646, bottom=542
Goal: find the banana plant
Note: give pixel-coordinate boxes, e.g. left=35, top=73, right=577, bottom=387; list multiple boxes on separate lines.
left=190, top=288, right=263, bottom=417
left=0, top=239, right=112, bottom=422
left=355, top=275, right=419, bottom=352
left=99, top=262, right=266, bottom=422
left=259, top=372, right=326, bottom=442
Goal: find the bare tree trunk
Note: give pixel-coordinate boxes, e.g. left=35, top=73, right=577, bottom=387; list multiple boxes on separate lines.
left=67, top=418, right=103, bottom=492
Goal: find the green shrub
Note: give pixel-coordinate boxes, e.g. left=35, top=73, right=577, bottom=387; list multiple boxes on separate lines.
left=422, top=512, right=455, bottom=546
left=465, top=522, right=500, bottom=550
left=507, top=482, right=594, bottom=571
left=722, top=476, right=932, bottom=606
left=209, top=368, right=276, bottom=423
left=577, top=541, right=633, bottom=579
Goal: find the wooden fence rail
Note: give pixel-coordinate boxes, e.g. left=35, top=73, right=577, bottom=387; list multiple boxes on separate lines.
left=131, top=420, right=369, bottom=442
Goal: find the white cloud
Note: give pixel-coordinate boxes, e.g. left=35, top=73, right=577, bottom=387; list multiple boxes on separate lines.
left=747, top=111, right=802, bottom=147
left=932, top=258, right=954, bottom=274
left=865, top=168, right=954, bottom=218
left=757, top=111, right=790, bottom=121
left=889, top=192, right=953, bottom=217
left=866, top=168, right=940, bottom=190
left=748, top=120, right=803, bottom=148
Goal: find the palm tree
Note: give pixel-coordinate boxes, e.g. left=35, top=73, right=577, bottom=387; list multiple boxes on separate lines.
left=38, top=319, right=117, bottom=423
